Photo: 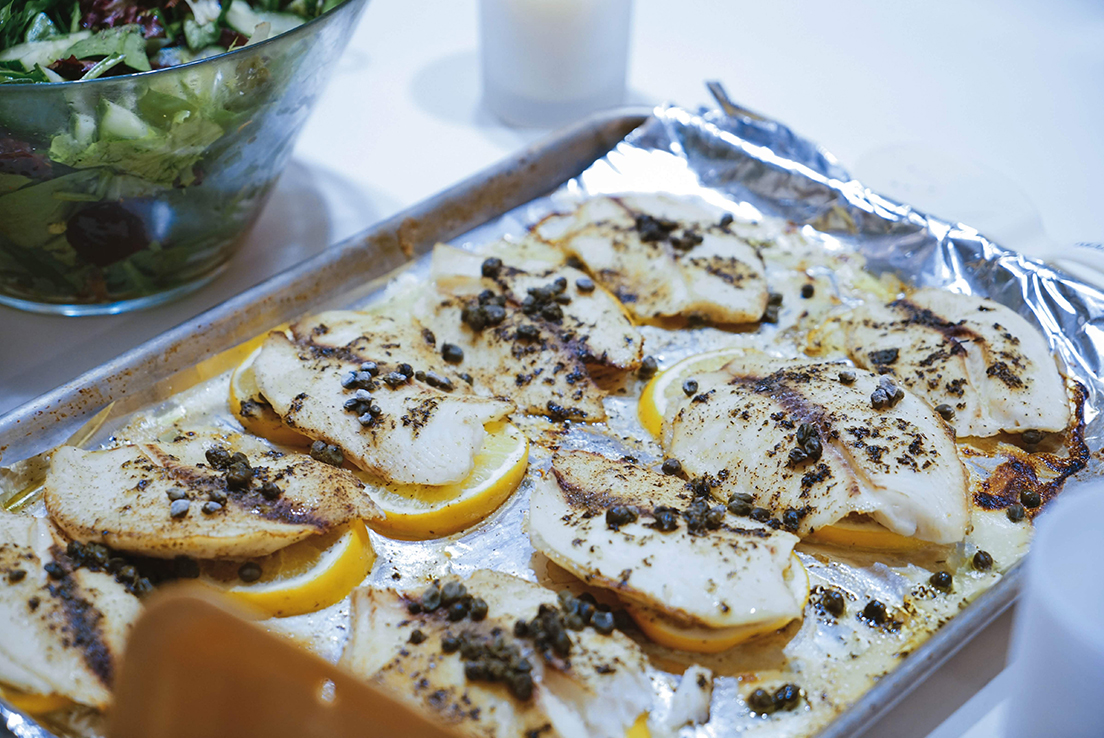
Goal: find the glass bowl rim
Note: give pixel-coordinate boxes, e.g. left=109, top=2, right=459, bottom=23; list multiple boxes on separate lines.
left=0, top=0, right=366, bottom=92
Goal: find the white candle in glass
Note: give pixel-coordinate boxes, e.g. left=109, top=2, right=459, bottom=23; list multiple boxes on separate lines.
left=480, top=0, right=632, bottom=127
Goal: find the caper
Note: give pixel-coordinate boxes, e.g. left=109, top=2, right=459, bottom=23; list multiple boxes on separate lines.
left=514, top=619, right=530, bottom=637
left=1020, top=488, right=1042, bottom=509
left=309, top=440, right=344, bottom=467
left=1022, top=429, right=1044, bottom=446
left=208, top=488, right=228, bottom=504
left=169, top=499, right=190, bottom=518
left=591, top=610, right=615, bottom=635
left=606, top=505, right=638, bottom=529
left=441, top=580, right=467, bottom=605
left=481, top=257, right=503, bottom=278
left=781, top=508, right=801, bottom=531
left=747, top=688, right=776, bottom=714
left=202, top=501, right=223, bottom=514
left=576, top=600, right=595, bottom=624
left=749, top=507, right=772, bottom=523
left=166, top=488, right=187, bottom=501
left=359, top=361, right=379, bottom=376
left=484, top=303, right=509, bottom=326
left=509, top=672, right=534, bottom=700
left=935, top=403, right=955, bottom=420
left=515, top=324, right=540, bottom=342
left=575, top=277, right=595, bottom=292
left=719, top=213, right=734, bottom=227
left=973, top=549, right=994, bottom=571
left=409, top=629, right=427, bottom=644
left=238, top=562, right=262, bottom=583
left=638, top=355, right=658, bottom=379
left=775, top=684, right=801, bottom=710
left=382, top=371, right=408, bottom=388
left=421, top=583, right=442, bottom=612
left=470, top=597, right=489, bottom=621
left=225, top=462, right=253, bottom=490
left=44, top=562, right=66, bottom=580
left=1007, top=503, right=1027, bottom=522
left=820, top=588, right=846, bottom=617
left=862, top=599, right=889, bottom=625
left=682, top=379, right=699, bottom=396
left=870, top=387, right=890, bottom=409
left=424, top=370, right=454, bottom=391
left=7, top=568, right=26, bottom=584
left=441, top=634, right=461, bottom=653
left=800, top=284, right=814, bottom=299
left=407, top=600, right=422, bottom=614
left=447, top=601, right=469, bottom=621
left=650, top=506, right=679, bottom=532
left=541, top=303, right=563, bottom=322
left=728, top=494, right=753, bottom=516
left=661, top=458, right=682, bottom=475
left=205, top=447, right=231, bottom=469
left=436, top=342, right=464, bottom=364
left=564, top=613, right=585, bottom=631
left=929, top=571, right=953, bottom=592
left=464, top=660, right=487, bottom=680
left=838, top=370, right=856, bottom=384
left=116, top=564, right=138, bottom=583
left=260, top=481, right=281, bottom=500
left=788, top=448, right=808, bottom=466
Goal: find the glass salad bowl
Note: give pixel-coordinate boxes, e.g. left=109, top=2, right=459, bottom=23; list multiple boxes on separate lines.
left=0, top=0, right=367, bottom=315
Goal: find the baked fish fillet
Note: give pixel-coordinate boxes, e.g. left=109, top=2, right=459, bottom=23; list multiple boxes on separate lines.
left=537, top=194, right=768, bottom=324
left=414, top=244, right=643, bottom=421
left=254, top=331, right=513, bottom=485
left=529, top=451, right=804, bottom=631
left=838, top=289, right=1069, bottom=437
left=45, top=432, right=377, bottom=559
left=341, top=570, right=651, bottom=738
left=666, top=355, right=969, bottom=543
left=0, top=514, right=139, bottom=709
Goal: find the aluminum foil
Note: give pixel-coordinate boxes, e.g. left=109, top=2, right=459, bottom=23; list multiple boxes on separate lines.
left=6, top=104, right=1103, bottom=738
left=562, top=105, right=1104, bottom=445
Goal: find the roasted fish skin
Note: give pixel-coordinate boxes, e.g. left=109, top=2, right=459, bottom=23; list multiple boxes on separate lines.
left=838, top=289, right=1070, bottom=437
left=253, top=331, right=513, bottom=485
left=665, top=355, right=969, bottom=544
left=415, top=244, right=644, bottom=421
left=528, top=451, right=803, bottom=630
left=45, top=432, right=378, bottom=559
left=0, top=514, right=139, bottom=709
left=537, top=195, right=769, bottom=324
left=341, top=570, right=651, bottom=738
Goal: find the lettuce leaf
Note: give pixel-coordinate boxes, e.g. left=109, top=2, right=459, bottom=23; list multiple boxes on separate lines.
left=50, top=110, right=223, bottom=186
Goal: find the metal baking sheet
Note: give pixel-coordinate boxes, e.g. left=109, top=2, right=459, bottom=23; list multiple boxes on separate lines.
left=2, top=103, right=1100, bottom=738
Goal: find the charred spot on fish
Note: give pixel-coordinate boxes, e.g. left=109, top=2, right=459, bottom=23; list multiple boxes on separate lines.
left=986, top=361, right=1025, bottom=389
left=634, top=213, right=678, bottom=242
left=868, top=348, right=899, bottom=366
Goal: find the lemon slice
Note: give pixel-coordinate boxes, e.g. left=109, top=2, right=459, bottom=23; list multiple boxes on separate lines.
left=0, top=686, right=73, bottom=716
left=628, top=555, right=809, bottom=654
left=625, top=712, right=651, bottom=738
left=638, top=348, right=747, bottom=437
left=230, top=346, right=310, bottom=447
left=361, top=421, right=529, bottom=540
left=198, top=520, right=374, bottom=618
left=807, top=515, right=926, bottom=551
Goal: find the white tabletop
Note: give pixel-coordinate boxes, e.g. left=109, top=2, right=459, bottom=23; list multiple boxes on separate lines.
left=4, top=1, right=1103, bottom=734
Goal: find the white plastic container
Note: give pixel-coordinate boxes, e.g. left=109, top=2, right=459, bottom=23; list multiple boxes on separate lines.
left=1004, top=487, right=1104, bottom=737
left=479, top=0, right=632, bottom=127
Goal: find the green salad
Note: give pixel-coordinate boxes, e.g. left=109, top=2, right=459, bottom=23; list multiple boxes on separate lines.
left=0, top=0, right=350, bottom=310
left=0, top=0, right=339, bottom=84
